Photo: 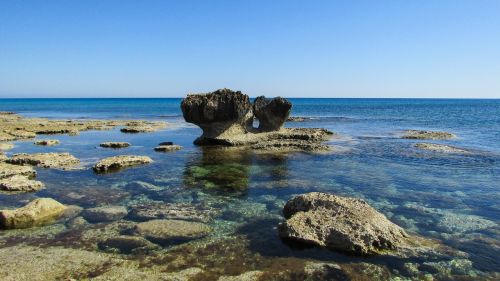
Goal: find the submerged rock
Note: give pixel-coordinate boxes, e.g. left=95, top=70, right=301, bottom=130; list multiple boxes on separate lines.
left=0, top=162, right=37, bottom=179
left=0, top=198, right=66, bottom=229
left=403, top=130, right=456, bottom=140
left=154, top=144, right=182, bottom=152
left=128, top=202, right=218, bottom=223
left=99, top=142, right=131, bottom=148
left=181, top=89, right=333, bottom=151
left=218, top=271, right=264, bottom=281
left=278, top=192, right=408, bottom=255
left=0, top=175, right=44, bottom=192
left=253, top=96, right=291, bottom=131
left=34, top=139, right=60, bottom=146
left=82, top=206, right=128, bottom=223
left=7, top=152, right=80, bottom=169
left=134, top=219, right=211, bottom=245
left=414, top=143, right=471, bottom=154
left=98, top=235, right=160, bottom=254
left=93, top=155, right=153, bottom=173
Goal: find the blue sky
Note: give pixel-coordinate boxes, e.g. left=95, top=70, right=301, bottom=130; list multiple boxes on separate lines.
left=0, top=0, right=499, bottom=98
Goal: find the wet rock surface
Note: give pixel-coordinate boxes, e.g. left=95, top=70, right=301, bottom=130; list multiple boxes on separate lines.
left=120, top=121, right=167, bottom=133
left=82, top=206, right=128, bottom=223
left=279, top=192, right=408, bottom=255
left=34, top=139, right=60, bottom=146
left=99, top=142, right=131, bottom=148
left=128, top=202, right=218, bottom=223
left=0, top=198, right=66, bottom=229
left=154, top=144, right=182, bottom=152
left=93, top=155, right=153, bottom=173
left=7, top=152, right=80, bottom=169
left=181, top=89, right=333, bottom=151
left=134, top=219, right=211, bottom=245
left=0, top=175, right=44, bottom=192
left=0, top=163, right=36, bottom=179
left=414, top=142, right=471, bottom=154
left=403, top=130, right=456, bottom=140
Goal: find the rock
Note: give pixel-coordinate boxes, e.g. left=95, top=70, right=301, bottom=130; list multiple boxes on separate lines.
left=34, top=139, right=60, bottom=146
left=286, top=116, right=310, bottom=122
left=7, top=130, right=36, bottom=139
left=0, top=198, right=66, bottom=229
left=218, top=271, right=264, bottom=281
left=159, top=141, right=173, bottom=146
left=0, top=175, right=44, bottom=192
left=98, top=235, right=160, bottom=254
left=7, top=152, right=80, bottom=169
left=128, top=202, right=218, bottom=223
left=154, top=145, right=182, bottom=152
left=181, top=88, right=253, bottom=142
left=82, top=206, right=128, bottom=223
left=120, top=121, right=167, bottom=133
left=303, top=262, right=348, bottom=281
left=99, top=142, right=131, bottom=148
left=0, top=163, right=36, bottom=179
left=253, top=96, right=291, bottom=131
left=134, top=219, right=211, bottom=245
left=278, top=192, right=408, bottom=255
left=414, top=143, right=470, bottom=154
left=0, top=153, right=7, bottom=162
left=93, top=155, right=153, bottom=173
left=403, top=130, right=456, bottom=140
left=0, top=143, right=14, bottom=151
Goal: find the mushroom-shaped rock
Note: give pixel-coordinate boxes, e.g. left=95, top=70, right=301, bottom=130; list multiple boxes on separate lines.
left=0, top=198, right=66, bottom=229
left=93, top=155, right=153, bottom=173
left=181, top=89, right=253, bottom=143
left=0, top=175, right=44, bottom=192
left=278, top=192, right=408, bottom=255
left=253, top=96, right=291, bottom=132
left=99, top=142, right=131, bottom=148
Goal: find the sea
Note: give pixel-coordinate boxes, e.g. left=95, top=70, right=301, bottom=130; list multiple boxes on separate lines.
left=0, top=98, right=498, bottom=280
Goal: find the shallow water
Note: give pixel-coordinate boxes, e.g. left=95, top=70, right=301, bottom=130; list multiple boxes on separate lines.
left=0, top=99, right=499, bottom=280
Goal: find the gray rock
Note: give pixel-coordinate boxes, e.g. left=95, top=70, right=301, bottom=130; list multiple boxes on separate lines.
left=253, top=96, right=291, bottom=131
left=278, top=192, right=408, bottom=255
left=82, top=206, right=128, bottom=223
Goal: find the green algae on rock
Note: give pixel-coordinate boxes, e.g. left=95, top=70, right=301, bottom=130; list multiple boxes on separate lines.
left=0, top=198, right=66, bottom=229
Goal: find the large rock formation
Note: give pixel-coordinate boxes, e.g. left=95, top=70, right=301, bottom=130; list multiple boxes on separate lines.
left=181, top=89, right=332, bottom=151
left=278, top=192, right=408, bottom=255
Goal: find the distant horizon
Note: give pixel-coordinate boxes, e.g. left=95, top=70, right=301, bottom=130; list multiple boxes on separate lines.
left=1, top=0, right=499, bottom=99
left=1, top=96, right=499, bottom=100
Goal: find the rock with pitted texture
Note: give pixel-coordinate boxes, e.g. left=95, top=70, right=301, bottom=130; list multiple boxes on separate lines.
left=93, top=155, right=153, bottom=173
left=0, top=198, right=66, bottom=229
left=253, top=96, right=291, bottom=131
left=0, top=163, right=36, bottom=179
left=414, top=143, right=470, bottom=154
left=0, top=175, right=44, bottom=192
left=278, top=192, right=408, bottom=255
left=7, top=152, right=80, bottom=169
left=34, top=139, right=60, bottom=146
left=100, top=142, right=131, bottom=148
left=403, top=130, right=456, bottom=140
left=181, top=88, right=253, bottom=143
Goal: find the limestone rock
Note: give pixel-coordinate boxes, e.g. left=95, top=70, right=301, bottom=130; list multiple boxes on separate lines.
left=253, top=96, right=291, bottom=131
left=0, top=198, right=66, bottom=229
left=154, top=145, right=182, bottom=152
left=7, top=152, right=80, bottom=169
left=0, top=163, right=36, bottom=179
left=82, top=206, right=128, bottom=223
left=414, top=143, right=470, bottom=154
left=0, top=175, right=44, bottom=192
left=403, top=130, right=456, bottom=140
left=34, top=139, right=60, bottom=146
left=278, top=192, right=408, bottom=255
left=134, top=219, right=211, bottom=245
left=100, top=142, right=131, bottom=148
left=93, top=155, right=153, bottom=173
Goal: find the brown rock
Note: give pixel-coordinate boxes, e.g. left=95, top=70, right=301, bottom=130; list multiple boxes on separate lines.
left=0, top=198, right=66, bottom=229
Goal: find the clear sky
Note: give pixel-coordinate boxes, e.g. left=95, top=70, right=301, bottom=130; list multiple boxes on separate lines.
left=0, top=0, right=499, bottom=98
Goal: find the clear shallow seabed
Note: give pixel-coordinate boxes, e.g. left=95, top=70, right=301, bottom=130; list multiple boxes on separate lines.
left=0, top=98, right=499, bottom=280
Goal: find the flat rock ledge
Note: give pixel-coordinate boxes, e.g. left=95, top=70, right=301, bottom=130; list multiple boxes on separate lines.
left=414, top=143, right=471, bottom=154
left=0, top=175, right=44, bottom=192
left=120, top=121, right=167, bottom=133
left=34, top=139, right=60, bottom=146
left=278, top=192, right=408, bottom=255
left=0, top=198, right=66, bottom=229
left=93, top=155, right=153, bottom=173
left=0, top=163, right=36, bottom=179
left=154, top=144, right=182, bottom=152
left=134, top=219, right=211, bottom=245
left=402, top=130, right=456, bottom=140
left=181, top=89, right=333, bottom=152
left=100, top=142, right=131, bottom=148
left=6, top=152, right=80, bottom=169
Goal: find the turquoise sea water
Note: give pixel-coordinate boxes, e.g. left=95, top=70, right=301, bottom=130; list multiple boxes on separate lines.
left=0, top=98, right=499, bottom=280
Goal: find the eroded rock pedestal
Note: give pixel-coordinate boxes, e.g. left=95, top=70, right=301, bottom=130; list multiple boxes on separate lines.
left=181, top=89, right=332, bottom=151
